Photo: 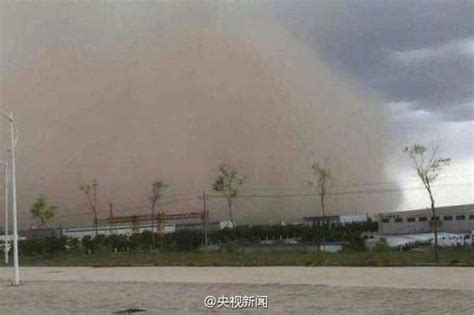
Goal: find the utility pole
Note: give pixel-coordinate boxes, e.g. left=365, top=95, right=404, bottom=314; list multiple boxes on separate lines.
left=9, top=112, right=19, bottom=285
left=0, top=111, right=19, bottom=284
left=4, top=162, right=8, bottom=265
left=202, top=191, right=208, bottom=248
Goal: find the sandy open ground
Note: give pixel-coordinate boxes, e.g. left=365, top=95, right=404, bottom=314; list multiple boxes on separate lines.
left=1, top=267, right=473, bottom=314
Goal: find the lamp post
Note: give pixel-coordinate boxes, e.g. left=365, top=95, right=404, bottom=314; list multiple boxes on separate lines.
left=0, top=110, right=19, bottom=285
left=4, top=162, right=9, bottom=265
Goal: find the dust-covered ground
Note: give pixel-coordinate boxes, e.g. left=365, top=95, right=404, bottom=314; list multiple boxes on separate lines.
left=1, top=267, right=473, bottom=314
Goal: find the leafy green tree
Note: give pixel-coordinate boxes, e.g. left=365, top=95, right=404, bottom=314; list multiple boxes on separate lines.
left=30, top=195, right=56, bottom=227
left=148, top=181, right=168, bottom=249
left=212, top=163, right=244, bottom=239
left=404, top=144, right=451, bottom=261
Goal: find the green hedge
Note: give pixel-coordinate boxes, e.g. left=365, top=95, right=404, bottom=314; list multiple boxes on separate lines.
left=18, top=222, right=375, bottom=256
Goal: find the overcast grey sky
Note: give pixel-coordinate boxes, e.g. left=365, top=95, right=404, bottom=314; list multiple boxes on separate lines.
left=278, top=0, right=474, bottom=208
left=272, top=0, right=474, bottom=208
left=274, top=0, right=473, bottom=122
left=0, top=1, right=473, bottom=222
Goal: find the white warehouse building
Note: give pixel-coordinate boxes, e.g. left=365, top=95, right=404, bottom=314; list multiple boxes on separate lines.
left=303, top=214, right=368, bottom=227
left=62, top=220, right=233, bottom=239
left=378, top=204, right=474, bottom=235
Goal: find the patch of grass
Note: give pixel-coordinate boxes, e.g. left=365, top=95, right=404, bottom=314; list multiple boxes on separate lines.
left=15, top=248, right=474, bottom=267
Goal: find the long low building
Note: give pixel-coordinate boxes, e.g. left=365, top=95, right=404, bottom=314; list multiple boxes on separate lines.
left=18, top=220, right=233, bottom=240
left=303, top=214, right=368, bottom=227
left=61, top=220, right=233, bottom=239
left=378, top=204, right=474, bottom=235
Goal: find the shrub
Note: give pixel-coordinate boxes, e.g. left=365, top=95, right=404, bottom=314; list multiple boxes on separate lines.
left=375, top=237, right=390, bottom=253
left=175, top=230, right=203, bottom=251
left=82, top=235, right=95, bottom=254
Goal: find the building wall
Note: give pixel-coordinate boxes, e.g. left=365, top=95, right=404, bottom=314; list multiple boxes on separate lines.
left=62, top=224, right=176, bottom=238
left=339, top=215, right=368, bottom=225
left=175, top=221, right=229, bottom=232
left=303, top=216, right=340, bottom=227
left=61, top=221, right=229, bottom=239
left=378, top=204, right=474, bottom=235
left=303, top=215, right=367, bottom=227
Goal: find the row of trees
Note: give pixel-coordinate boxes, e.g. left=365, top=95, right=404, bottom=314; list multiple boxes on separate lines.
left=19, top=221, right=377, bottom=256
left=29, top=144, right=450, bottom=260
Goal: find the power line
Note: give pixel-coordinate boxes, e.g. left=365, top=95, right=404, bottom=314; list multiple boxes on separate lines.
left=9, top=182, right=473, bottom=223
left=24, top=172, right=474, bottom=214
left=209, top=182, right=474, bottom=199
left=240, top=174, right=474, bottom=192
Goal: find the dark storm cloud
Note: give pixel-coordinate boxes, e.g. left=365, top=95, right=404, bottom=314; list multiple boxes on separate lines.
left=383, top=52, right=473, bottom=120
left=274, top=0, right=474, bottom=121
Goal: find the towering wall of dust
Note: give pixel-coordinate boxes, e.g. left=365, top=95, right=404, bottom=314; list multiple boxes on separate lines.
left=0, top=3, right=398, bottom=226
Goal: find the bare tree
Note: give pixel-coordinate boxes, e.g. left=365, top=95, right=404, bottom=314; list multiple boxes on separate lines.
left=404, top=144, right=451, bottom=261
left=30, top=194, right=56, bottom=228
left=80, top=179, right=99, bottom=235
left=149, top=180, right=168, bottom=249
left=309, top=159, right=332, bottom=250
left=212, top=163, right=244, bottom=240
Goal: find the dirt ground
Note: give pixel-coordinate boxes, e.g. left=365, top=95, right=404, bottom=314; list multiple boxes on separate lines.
left=1, top=267, right=473, bottom=314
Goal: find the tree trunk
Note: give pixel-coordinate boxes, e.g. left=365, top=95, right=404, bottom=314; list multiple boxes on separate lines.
left=93, top=211, right=98, bottom=236
left=228, top=198, right=236, bottom=241
left=321, top=194, right=326, bottom=251
left=151, top=201, right=156, bottom=249
left=429, top=190, right=439, bottom=261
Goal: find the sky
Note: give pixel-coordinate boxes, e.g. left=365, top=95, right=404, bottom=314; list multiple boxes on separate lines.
left=0, top=0, right=473, bottom=227
left=271, top=0, right=474, bottom=208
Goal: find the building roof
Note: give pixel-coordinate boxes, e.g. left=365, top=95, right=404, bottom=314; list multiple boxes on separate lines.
left=303, top=215, right=340, bottom=220
left=379, top=204, right=474, bottom=217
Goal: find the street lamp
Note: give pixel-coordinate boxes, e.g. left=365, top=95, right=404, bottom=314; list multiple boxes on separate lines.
left=4, top=162, right=9, bottom=265
left=0, top=110, right=19, bottom=285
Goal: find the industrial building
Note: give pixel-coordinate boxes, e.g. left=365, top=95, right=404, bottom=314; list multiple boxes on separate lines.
left=46, top=209, right=235, bottom=239
left=302, top=214, right=368, bottom=227
left=378, top=204, right=474, bottom=235
left=45, top=220, right=233, bottom=239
